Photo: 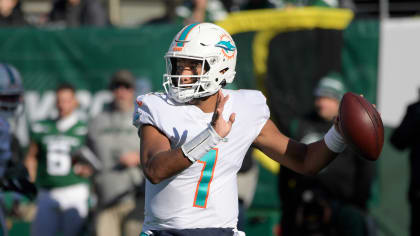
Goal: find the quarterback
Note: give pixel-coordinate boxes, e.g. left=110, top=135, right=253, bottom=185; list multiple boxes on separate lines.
left=133, top=23, right=347, bottom=236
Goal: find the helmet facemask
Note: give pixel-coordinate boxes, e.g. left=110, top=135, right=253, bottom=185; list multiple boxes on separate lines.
left=163, top=56, right=225, bottom=103
left=0, top=94, right=21, bottom=111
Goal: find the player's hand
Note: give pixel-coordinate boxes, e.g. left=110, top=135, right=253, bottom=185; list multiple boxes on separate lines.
left=120, top=152, right=140, bottom=167
left=211, top=90, right=235, bottom=138
left=74, top=163, right=93, bottom=178
left=360, top=94, right=380, bottom=113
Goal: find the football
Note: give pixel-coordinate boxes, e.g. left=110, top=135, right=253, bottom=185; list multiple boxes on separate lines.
left=338, top=92, right=384, bottom=161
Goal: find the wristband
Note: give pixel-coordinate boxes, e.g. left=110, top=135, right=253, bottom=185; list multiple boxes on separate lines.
left=181, top=125, right=225, bottom=163
left=324, top=126, right=347, bottom=153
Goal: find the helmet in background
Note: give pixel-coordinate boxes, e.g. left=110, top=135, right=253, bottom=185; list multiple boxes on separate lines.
left=0, top=63, right=23, bottom=118
left=163, top=22, right=237, bottom=103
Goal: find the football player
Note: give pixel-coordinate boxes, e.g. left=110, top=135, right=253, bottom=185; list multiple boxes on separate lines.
left=0, top=63, right=37, bottom=236
left=25, top=83, right=91, bottom=236
left=133, top=23, right=347, bottom=236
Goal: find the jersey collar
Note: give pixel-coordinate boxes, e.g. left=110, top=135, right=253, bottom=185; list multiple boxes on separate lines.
left=57, top=112, right=78, bottom=132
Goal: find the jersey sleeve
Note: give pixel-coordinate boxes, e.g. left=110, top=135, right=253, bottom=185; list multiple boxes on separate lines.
left=29, top=121, right=45, bottom=144
left=251, top=91, right=270, bottom=137
left=238, top=90, right=270, bottom=139
left=132, top=94, right=158, bottom=129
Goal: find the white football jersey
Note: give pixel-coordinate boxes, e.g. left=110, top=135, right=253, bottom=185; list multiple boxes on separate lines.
left=133, top=89, right=270, bottom=231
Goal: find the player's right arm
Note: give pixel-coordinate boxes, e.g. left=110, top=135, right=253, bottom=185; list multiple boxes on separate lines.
left=140, top=124, right=192, bottom=184
left=253, top=119, right=339, bottom=176
left=24, top=141, right=38, bottom=182
left=136, top=91, right=233, bottom=184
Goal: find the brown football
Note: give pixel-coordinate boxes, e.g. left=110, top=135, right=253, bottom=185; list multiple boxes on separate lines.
left=339, top=92, right=384, bottom=161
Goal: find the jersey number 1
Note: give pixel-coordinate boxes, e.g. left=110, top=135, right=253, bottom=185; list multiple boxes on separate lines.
left=193, top=148, right=218, bottom=208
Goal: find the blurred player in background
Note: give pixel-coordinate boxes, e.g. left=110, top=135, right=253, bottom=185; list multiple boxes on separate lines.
left=391, top=87, right=420, bottom=236
left=89, top=70, right=144, bottom=236
left=0, top=63, right=37, bottom=236
left=279, top=73, right=376, bottom=236
left=24, top=83, right=92, bottom=236
left=132, top=23, right=354, bottom=236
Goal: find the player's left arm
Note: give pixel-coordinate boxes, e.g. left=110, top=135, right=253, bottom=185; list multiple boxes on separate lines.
left=253, top=119, right=338, bottom=176
left=24, top=141, right=38, bottom=182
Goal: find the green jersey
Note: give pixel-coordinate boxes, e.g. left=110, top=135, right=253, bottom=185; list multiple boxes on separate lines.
left=30, top=116, right=88, bottom=189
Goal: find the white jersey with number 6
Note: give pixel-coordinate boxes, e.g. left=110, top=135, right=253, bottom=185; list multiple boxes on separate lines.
left=134, top=89, right=270, bottom=231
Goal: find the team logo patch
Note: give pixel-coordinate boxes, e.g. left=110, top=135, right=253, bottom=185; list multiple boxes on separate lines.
left=136, top=100, right=143, bottom=107
left=216, top=34, right=236, bottom=60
